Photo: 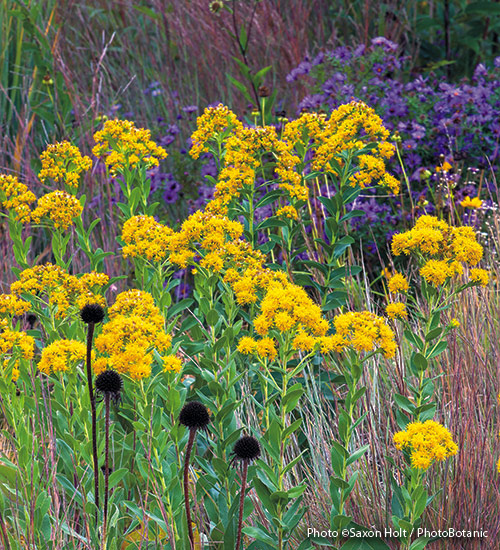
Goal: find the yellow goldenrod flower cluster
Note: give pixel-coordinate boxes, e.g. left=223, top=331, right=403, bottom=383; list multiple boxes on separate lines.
left=122, top=215, right=174, bottom=262
left=469, top=268, right=490, bottom=287
left=189, top=103, right=399, bottom=218
left=0, top=319, right=35, bottom=381
left=38, top=141, right=92, bottom=189
left=332, top=311, right=397, bottom=358
left=394, top=420, right=458, bottom=470
left=92, top=119, right=167, bottom=174
left=311, top=101, right=400, bottom=193
left=190, top=103, right=244, bottom=159
left=31, top=190, right=83, bottom=230
left=11, top=264, right=108, bottom=318
left=95, top=290, right=176, bottom=379
left=386, top=302, right=408, bottom=320
left=387, top=272, right=409, bottom=294
left=276, top=205, right=299, bottom=220
left=0, top=174, right=36, bottom=223
left=391, top=215, right=488, bottom=287
left=435, top=161, right=452, bottom=173
left=460, top=196, right=482, bottom=209
left=0, top=294, right=31, bottom=317
left=38, top=339, right=87, bottom=375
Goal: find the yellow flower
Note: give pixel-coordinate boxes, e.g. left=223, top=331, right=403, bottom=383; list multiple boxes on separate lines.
left=255, top=337, right=277, bottom=361
left=93, top=119, right=167, bottom=173
left=420, top=260, right=454, bottom=286
left=0, top=294, right=31, bottom=317
left=333, top=311, right=396, bottom=358
left=469, top=268, right=489, bottom=287
left=237, top=336, right=257, bottom=354
left=31, top=191, right=83, bottom=230
left=460, top=196, right=482, bottom=209
left=38, top=340, right=87, bottom=375
left=388, top=273, right=409, bottom=294
left=386, top=302, right=407, bottom=320
left=435, top=161, right=452, bottom=173
left=39, top=141, right=92, bottom=188
left=276, top=206, right=299, bottom=220
left=163, top=355, right=183, bottom=373
left=0, top=174, right=36, bottom=222
left=394, top=420, right=458, bottom=470
left=450, top=318, right=460, bottom=328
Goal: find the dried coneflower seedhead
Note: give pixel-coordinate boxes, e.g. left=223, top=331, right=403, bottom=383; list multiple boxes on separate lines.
left=180, top=401, right=210, bottom=550
left=233, top=434, right=261, bottom=550
left=96, top=370, right=123, bottom=404
left=80, top=303, right=105, bottom=324
left=179, top=401, right=210, bottom=431
left=232, top=435, right=261, bottom=463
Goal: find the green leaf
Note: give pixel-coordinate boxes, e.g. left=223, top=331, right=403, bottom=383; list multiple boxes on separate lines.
left=412, top=352, right=428, bottom=372
left=242, top=526, right=277, bottom=546
left=346, top=445, right=369, bottom=467
left=410, top=538, right=431, bottom=550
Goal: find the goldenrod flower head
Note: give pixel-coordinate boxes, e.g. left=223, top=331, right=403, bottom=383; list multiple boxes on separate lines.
left=394, top=420, right=458, bottom=470
left=386, top=302, right=407, bottom=320
left=333, top=311, right=397, bottom=358
left=237, top=336, right=257, bottom=354
left=255, top=337, right=277, bottom=361
left=92, top=119, right=167, bottom=173
left=392, top=216, right=484, bottom=271
left=38, top=339, right=87, bottom=375
left=0, top=173, right=36, bottom=222
left=0, top=327, right=35, bottom=363
left=388, top=273, right=409, bottom=294
left=122, top=215, right=174, bottom=262
left=11, top=264, right=107, bottom=319
left=162, top=355, right=183, bottom=373
left=0, top=294, right=31, bottom=317
left=39, top=141, right=92, bottom=188
left=31, top=190, right=83, bottom=230
left=190, top=104, right=243, bottom=159
left=450, top=318, right=460, bottom=328
left=469, top=268, right=490, bottom=287
left=276, top=205, right=299, bottom=220
left=95, top=290, right=173, bottom=380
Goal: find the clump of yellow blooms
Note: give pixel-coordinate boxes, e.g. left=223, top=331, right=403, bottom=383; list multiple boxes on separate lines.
left=0, top=174, right=36, bottom=222
left=469, top=268, right=490, bottom=287
left=11, top=264, right=108, bottom=318
left=311, top=101, right=400, bottom=193
left=31, top=190, right=83, bottom=230
left=388, top=272, right=409, bottom=294
left=95, top=290, right=174, bottom=380
left=0, top=294, right=31, bottom=317
left=386, top=302, right=408, bottom=320
left=122, top=215, right=174, bottom=262
left=0, top=318, right=35, bottom=381
left=38, top=339, right=87, bottom=375
left=276, top=206, right=299, bottom=220
left=190, top=103, right=243, bottom=159
left=92, top=119, right=167, bottom=174
left=332, top=311, right=397, bottom=358
left=460, top=196, right=482, bottom=209
left=391, top=215, right=488, bottom=287
left=162, top=355, right=183, bottom=373
left=394, top=420, right=458, bottom=470
left=188, top=103, right=399, bottom=218
left=38, top=141, right=92, bottom=189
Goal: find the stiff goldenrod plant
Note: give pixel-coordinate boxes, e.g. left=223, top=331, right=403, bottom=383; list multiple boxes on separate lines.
left=392, top=421, right=458, bottom=550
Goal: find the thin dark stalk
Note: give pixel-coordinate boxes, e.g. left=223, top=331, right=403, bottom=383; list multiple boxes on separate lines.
left=102, top=393, right=111, bottom=542
left=235, top=461, right=248, bottom=550
left=183, top=429, right=196, bottom=550
left=85, top=322, right=99, bottom=519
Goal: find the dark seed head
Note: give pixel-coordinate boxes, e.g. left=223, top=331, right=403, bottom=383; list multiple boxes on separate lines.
left=80, top=303, right=105, bottom=324
left=232, top=435, right=261, bottom=463
left=95, top=370, right=123, bottom=403
left=179, top=401, right=210, bottom=431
